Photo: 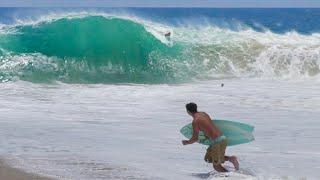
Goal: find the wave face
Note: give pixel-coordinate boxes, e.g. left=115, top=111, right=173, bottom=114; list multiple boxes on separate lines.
left=0, top=15, right=182, bottom=83
left=0, top=14, right=320, bottom=84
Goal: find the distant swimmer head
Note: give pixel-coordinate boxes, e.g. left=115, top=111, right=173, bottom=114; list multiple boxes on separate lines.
left=164, top=31, right=171, bottom=37
left=186, top=102, right=198, bottom=116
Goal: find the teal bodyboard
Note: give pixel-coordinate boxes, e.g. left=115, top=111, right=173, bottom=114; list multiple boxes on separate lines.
left=180, top=119, right=254, bottom=146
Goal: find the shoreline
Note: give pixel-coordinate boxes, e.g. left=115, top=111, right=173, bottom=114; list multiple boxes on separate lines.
left=0, top=159, right=52, bottom=180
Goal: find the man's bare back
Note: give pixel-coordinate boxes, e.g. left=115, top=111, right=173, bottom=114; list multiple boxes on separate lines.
left=193, top=112, right=221, bottom=140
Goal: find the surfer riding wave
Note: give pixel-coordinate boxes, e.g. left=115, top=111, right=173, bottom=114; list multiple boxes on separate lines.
left=182, top=102, right=239, bottom=172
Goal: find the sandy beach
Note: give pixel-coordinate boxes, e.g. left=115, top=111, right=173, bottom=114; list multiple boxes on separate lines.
left=0, top=159, right=52, bottom=180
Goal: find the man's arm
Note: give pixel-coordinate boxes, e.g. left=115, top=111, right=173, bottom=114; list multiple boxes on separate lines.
left=182, top=120, right=200, bottom=145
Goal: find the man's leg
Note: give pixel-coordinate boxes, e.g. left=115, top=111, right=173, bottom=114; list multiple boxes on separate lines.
left=213, top=164, right=228, bottom=172
left=224, top=156, right=239, bottom=170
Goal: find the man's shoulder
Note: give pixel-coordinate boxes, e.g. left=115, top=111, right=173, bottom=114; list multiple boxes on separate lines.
left=192, top=117, right=201, bottom=124
left=194, top=112, right=207, bottom=121
left=196, top=112, right=210, bottom=118
left=200, top=111, right=210, bottom=116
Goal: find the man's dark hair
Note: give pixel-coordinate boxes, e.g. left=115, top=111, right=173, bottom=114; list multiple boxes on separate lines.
left=186, top=102, right=197, bottom=113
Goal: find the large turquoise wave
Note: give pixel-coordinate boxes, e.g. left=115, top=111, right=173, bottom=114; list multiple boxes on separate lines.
left=0, top=15, right=319, bottom=83
left=0, top=16, right=184, bottom=83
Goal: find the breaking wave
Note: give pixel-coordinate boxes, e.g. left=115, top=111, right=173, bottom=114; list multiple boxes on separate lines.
left=0, top=13, right=319, bottom=83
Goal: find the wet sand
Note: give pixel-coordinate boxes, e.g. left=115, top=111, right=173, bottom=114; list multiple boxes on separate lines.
left=0, top=160, right=52, bottom=180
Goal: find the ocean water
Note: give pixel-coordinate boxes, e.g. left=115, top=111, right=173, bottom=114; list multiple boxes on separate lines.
left=0, top=8, right=320, bottom=179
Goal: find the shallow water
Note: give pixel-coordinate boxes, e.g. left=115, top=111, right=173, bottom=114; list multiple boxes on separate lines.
left=0, top=79, right=319, bottom=179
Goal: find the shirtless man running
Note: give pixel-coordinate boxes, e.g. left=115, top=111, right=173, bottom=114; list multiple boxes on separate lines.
left=182, top=102, right=239, bottom=172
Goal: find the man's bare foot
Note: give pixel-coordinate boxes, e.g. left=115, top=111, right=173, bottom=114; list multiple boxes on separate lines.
left=229, top=156, right=239, bottom=170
